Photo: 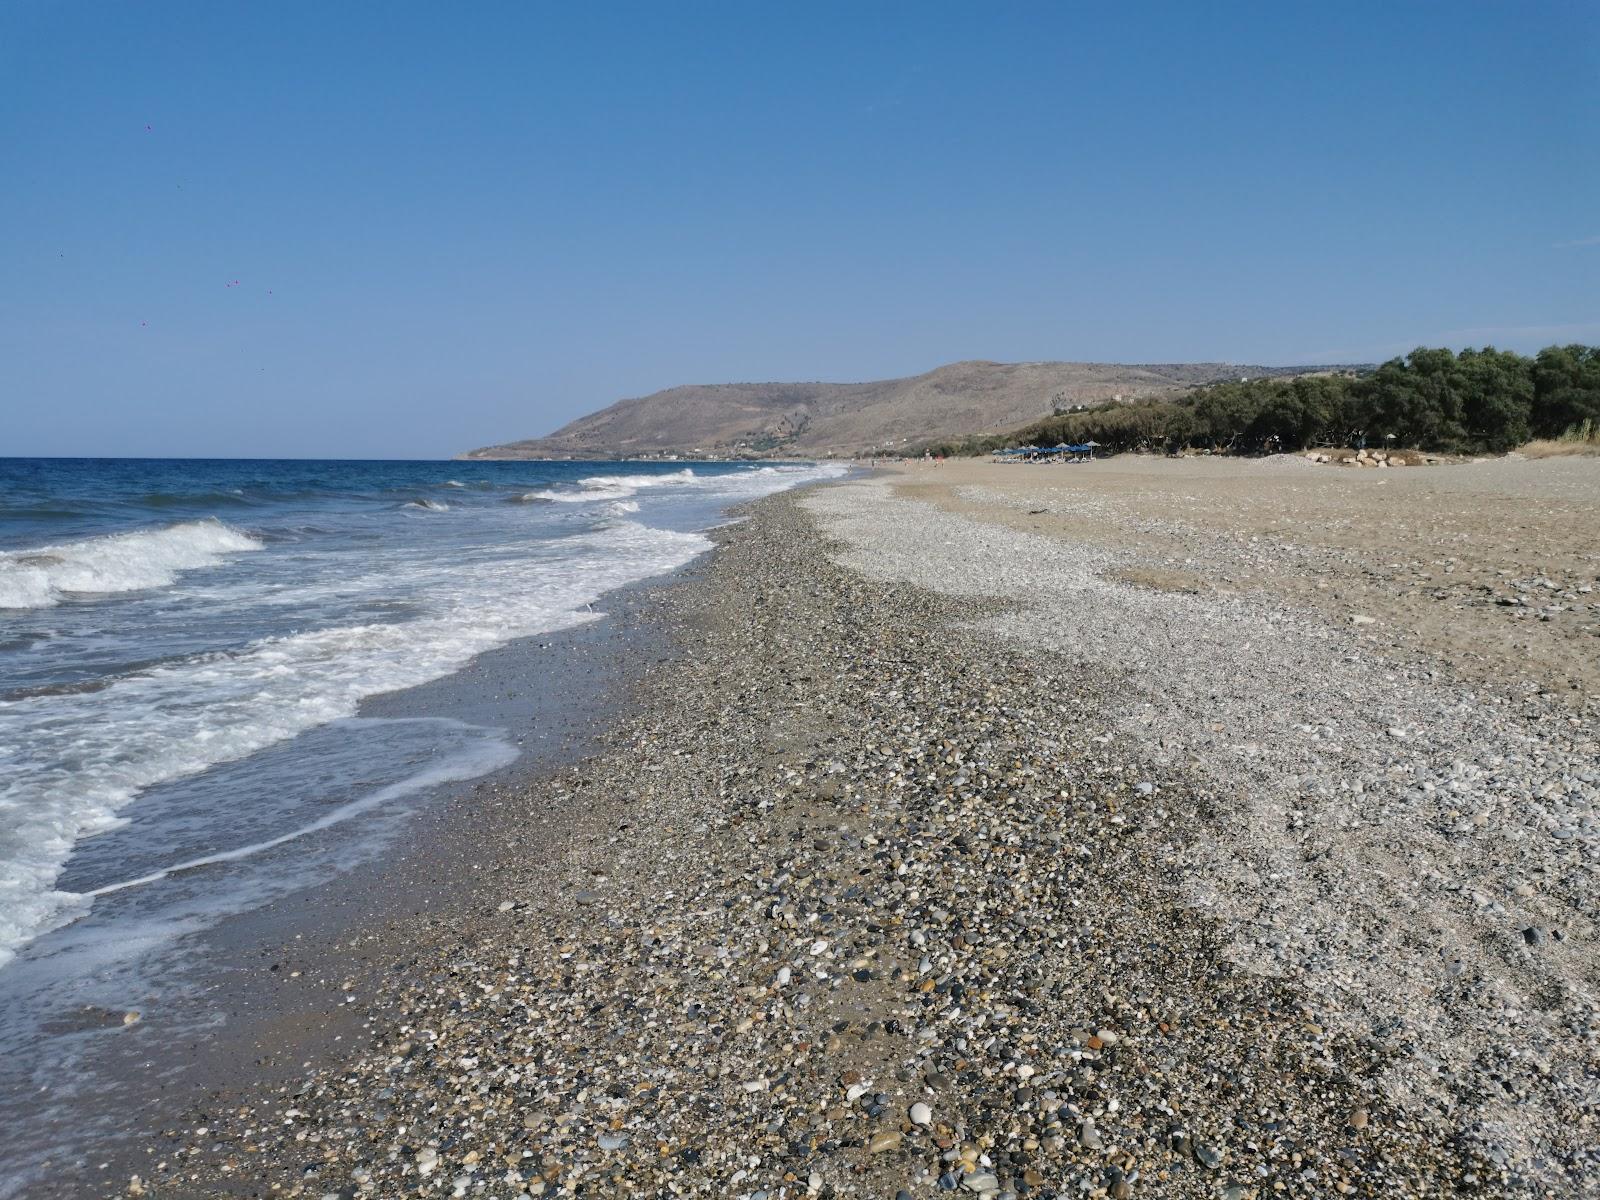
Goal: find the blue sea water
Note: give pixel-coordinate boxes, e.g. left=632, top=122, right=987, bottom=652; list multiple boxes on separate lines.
left=0, top=457, right=843, bottom=972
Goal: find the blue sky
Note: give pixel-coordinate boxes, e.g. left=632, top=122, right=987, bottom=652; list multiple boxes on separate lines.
left=2, top=2, right=1596, bottom=458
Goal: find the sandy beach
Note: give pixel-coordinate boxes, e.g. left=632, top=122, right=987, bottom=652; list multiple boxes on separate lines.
left=99, top=456, right=1598, bottom=1199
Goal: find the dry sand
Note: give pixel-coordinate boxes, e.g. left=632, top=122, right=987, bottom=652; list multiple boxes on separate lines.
left=889, top=455, right=1600, bottom=701
left=810, top=455, right=1599, bottom=1188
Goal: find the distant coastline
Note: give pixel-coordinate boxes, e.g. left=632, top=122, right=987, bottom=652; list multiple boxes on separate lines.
left=463, top=358, right=1364, bottom=462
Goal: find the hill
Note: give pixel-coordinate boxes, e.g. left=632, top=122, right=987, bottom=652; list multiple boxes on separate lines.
left=460, top=360, right=1350, bottom=460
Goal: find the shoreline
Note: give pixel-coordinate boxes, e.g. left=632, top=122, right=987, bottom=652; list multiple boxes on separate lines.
left=51, top=457, right=1600, bottom=1197
left=4, top=561, right=698, bottom=1198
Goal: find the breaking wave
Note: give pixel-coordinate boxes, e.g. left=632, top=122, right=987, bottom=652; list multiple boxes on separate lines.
left=0, top=520, right=262, bottom=611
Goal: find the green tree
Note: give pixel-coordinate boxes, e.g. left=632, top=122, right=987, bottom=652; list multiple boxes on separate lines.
left=1532, top=345, right=1600, bottom=435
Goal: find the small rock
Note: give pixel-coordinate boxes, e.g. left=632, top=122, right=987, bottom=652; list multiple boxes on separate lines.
left=910, top=1101, right=933, bottom=1126
left=869, top=1130, right=903, bottom=1153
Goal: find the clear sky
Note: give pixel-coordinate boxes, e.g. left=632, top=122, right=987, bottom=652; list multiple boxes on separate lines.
left=3, top=2, right=1596, bottom=458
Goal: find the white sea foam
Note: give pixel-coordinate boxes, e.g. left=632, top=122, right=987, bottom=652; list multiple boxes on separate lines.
left=404, top=498, right=451, bottom=511
left=535, top=464, right=850, bottom=506
left=81, top=720, right=518, bottom=901
left=531, top=468, right=698, bottom=503
left=0, top=519, right=712, bottom=967
left=0, top=520, right=262, bottom=610
left=529, top=485, right=632, bottom=502
left=578, top=467, right=698, bottom=490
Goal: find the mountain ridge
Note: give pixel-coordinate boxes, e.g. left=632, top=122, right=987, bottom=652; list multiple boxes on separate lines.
left=461, top=359, right=1357, bottom=459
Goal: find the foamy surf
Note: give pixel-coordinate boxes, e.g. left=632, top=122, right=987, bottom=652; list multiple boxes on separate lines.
left=79, top=719, right=519, bottom=902
left=0, top=518, right=711, bottom=967
left=0, top=519, right=261, bottom=610
left=532, top=467, right=700, bottom=503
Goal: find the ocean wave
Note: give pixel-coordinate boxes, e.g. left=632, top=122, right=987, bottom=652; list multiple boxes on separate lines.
left=131, top=489, right=253, bottom=509
left=578, top=467, right=698, bottom=489
left=403, top=499, right=450, bottom=512
left=0, top=520, right=263, bottom=610
left=530, top=468, right=698, bottom=504
left=526, top=484, right=635, bottom=503
left=79, top=721, right=518, bottom=902
left=0, top=518, right=713, bottom=967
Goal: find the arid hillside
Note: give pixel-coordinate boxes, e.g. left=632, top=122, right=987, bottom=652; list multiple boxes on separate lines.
left=461, top=359, right=1332, bottom=459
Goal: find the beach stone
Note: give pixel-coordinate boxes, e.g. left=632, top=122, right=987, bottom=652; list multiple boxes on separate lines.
left=869, top=1129, right=903, bottom=1153
left=910, top=1101, right=933, bottom=1126
left=1193, top=1143, right=1223, bottom=1169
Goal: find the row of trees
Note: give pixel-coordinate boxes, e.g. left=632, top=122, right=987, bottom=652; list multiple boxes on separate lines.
left=916, top=345, right=1600, bottom=457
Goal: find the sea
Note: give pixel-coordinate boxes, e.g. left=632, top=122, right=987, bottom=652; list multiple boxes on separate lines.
left=0, top=456, right=844, bottom=1189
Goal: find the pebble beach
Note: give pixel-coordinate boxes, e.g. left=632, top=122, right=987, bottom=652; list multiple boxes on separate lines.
left=123, top=457, right=1597, bottom=1199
